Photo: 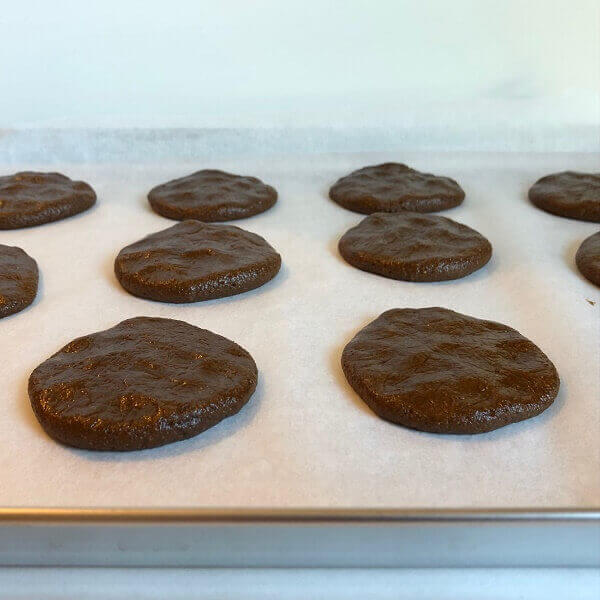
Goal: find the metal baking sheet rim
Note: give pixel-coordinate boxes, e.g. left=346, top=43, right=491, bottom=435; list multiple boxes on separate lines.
left=1, top=508, right=599, bottom=567
left=1, top=506, right=599, bottom=523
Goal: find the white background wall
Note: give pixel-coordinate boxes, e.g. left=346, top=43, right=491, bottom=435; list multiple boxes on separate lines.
left=0, top=0, right=598, bottom=146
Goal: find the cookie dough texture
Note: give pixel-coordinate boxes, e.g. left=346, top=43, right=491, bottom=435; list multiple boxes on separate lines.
left=341, top=308, right=560, bottom=434
left=0, top=171, right=96, bottom=229
left=114, top=220, right=281, bottom=303
left=148, top=169, right=277, bottom=222
left=29, top=317, right=258, bottom=451
left=0, top=245, right=38, bottom=318
left=329, top=163, right=464, bottom=214
left=576, top=231, right=600, bottom=286
left=338, top=212, right=492, bottom=281
left=529, top=171, right=600, bottom=222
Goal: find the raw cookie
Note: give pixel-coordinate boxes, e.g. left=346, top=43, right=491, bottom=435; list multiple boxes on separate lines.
left=148, top=169, right=277, bottom=222
left=528, top=171, right=600, bottom=222
left=29, top=317, right=258, bottom=451
left=0, top=245, right=38, bottom=318
left=0, top=171, right=96, bottom=229
left=341, top=307, right=559, bottom=434
left=338, top=212, right=492, bottom=281
left=114, top=220, right=281, bottom=303
left=575, top=231, right=600, bottom=286
left=329, top=163, right=464, bottom=214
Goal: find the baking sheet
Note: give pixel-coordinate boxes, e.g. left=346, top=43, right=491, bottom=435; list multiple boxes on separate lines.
left=1, top=150, right=598, bottom=509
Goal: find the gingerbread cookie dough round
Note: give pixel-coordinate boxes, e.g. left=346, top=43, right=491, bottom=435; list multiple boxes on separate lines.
left=148, top=169, right=277, bottom=222
left=529, top=171, right=600, bottom=222
left=329, top=163, right=465, bottom=215
left=29, top=317, right=258, bottom=451
left=339, top=212, right=492, bottom=281
left=0, top=171, right=96, bottom=229
left=576, top=231, right=600, bottom=286
left=0, top=245, right=38, bottom=318
left=341, top=307, right=559, bottom=434
left=115, top=220, right=281, bottom=303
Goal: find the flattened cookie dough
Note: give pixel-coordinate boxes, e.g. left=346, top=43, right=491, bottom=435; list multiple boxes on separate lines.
left=338, top=212, right=492, bottom=281
left=0, top=245, right=38, bottom=318
left=115, top=220, right=281, bottom=303
left=29, top=317, right=258, bottom=451
left=529, top=171, right=600, bottom=222
left=341, top=307, right=559, bottom=434
left=0, top=171, right=96, bottom=229
left=148, top=169, right=277, bottom=222
left=576, top=231, right=600, bottom=286
left=329, top=163, right=464, bottom=214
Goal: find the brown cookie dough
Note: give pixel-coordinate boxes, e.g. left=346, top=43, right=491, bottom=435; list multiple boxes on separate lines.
left=529, top=171, right=600, bottom=222
left=341, top=308, right=559, bottom=434
left=148, top=169, right=277, bottom=222
left=329, top=163, right=464, bottom=214
left=115, top=220, right=281, bottom=303
left=29, top=317, right=258, bottom=451
left=576, top=231, right=600, bottom=286
left=0, top=245, right=38, bottom=318
left=338, top=212, right=492, bottom=281
left=0, top=172, right=96, bottom=229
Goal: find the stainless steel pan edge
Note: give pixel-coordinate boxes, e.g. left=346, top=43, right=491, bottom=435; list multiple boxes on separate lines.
left=1, top=506, right=599, bottom=523
left=1, top=507, right=598, bottom=567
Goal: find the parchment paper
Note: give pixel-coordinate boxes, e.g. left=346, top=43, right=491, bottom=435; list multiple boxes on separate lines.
left=1, top=150, right=598, bottom=508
